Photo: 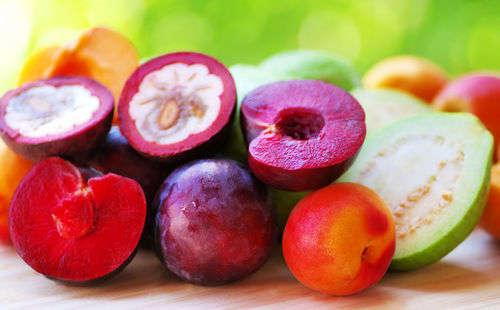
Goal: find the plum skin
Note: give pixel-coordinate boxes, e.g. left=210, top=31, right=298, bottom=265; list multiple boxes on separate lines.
left=88, top=126, right=172, bottom=205
left=154, top=159, right=277, bottom=285
left=87, top=126, right=174, bottom=248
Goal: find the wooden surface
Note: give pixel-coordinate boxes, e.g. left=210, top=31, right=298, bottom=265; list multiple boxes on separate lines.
left=1, top=229, right=500, bottom=309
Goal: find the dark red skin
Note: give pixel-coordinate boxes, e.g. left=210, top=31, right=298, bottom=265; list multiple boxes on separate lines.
left=241, top=80, right=366, bottom=191
left=87, top=126, right=174, bottom=248
left=9, top=157, right=146, bottom=284
left=0, top=76, right=114, bottom=161
left=154, top=159, right=276, bottom=285
left=119, top=52, right=237, bottom=163
left=88, top=126, right=172, bottom=205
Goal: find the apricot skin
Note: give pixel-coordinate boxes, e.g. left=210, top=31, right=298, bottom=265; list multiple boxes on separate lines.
left=283, top=183, right=395, bottom=296
left=480, top=164, right=500, bottom=239
left=362, top=55, right=447, bottom=102
left=0, top=140, right=34, bottom=243
left=18, top=27, right=139, bottom=123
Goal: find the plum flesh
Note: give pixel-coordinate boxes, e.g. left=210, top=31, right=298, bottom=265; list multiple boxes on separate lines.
left=9, top=157, right=146, bottom=283
left=241, top=80, right=366, bottom=191
left=154, top=159, right=276, bottom=285
left=119, top=52, right=236, bottom=162
left=0, top=76, right=114, bottom=161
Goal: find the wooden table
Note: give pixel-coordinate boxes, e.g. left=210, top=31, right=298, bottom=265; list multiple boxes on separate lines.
left=1, top=229, right=500, bottom=309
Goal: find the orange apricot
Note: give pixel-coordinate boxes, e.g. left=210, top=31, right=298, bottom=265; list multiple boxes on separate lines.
left=18, top=46, right=62, bottom=86
left=0, top=140, right=35, bottom=243
left=18, top=27, right=139, bottom=123
left=362, top=55, right=447, bottom=102
left=282, top=183, right=395, bottom=296
left=480, top=163, right=500, bottom=239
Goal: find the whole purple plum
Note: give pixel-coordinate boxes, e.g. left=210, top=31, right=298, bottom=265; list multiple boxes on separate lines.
left=154, top=159, right=276, bottom=285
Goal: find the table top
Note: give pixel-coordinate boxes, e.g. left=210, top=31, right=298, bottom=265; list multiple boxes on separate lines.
left=1, top=229, right=500, bottom=309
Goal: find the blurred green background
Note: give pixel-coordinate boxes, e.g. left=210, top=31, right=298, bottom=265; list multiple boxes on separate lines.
left=1, top=0, right=499, bottom=94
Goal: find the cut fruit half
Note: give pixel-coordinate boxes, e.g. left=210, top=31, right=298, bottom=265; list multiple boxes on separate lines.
left=119, top=52, right=236, bottom=162
left=9, top=157, right=146, bottom=283
left=241, top=80, right=365, bottom=191
left=0, top=76, right=114, bottom=161
left=338, top=113, right=493, bottom=270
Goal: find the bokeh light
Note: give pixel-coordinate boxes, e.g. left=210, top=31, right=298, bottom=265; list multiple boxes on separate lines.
left=1, top=0, right=499, bottom=94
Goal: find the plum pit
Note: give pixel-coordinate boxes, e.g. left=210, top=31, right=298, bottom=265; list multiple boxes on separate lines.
left=51, top=189, right=95, bottom=240
left=276, top=109, right=325, bottom=140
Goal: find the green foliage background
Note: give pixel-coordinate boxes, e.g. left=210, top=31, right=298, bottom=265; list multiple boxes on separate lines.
left=1, top=0, right=499, bottom=94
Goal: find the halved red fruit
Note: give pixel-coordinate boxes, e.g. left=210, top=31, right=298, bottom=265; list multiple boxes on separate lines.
left=0, top=76, right=114, bottom=161
left=241, top=80, right=365, bottom=191
left=119, top=52, right=236, bottom=162
left=9, top=157, right=146, bottom=283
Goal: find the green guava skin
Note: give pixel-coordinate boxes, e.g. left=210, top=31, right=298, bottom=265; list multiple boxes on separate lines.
left=351, top=88, right=434, bottom=136
left=259, top=50, right=361, bottom=91
left=268, top=187, right=311, bottom=237
left=338, top=113, right=494, bottom=271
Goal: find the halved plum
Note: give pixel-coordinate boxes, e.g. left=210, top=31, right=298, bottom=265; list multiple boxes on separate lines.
left=241, top=80, right=366, bottom=191
left=119, top=52, right=236, bottom=162
left=0, top=76, right=114, bottom=161
left=9, top=157, right=146, bottom=283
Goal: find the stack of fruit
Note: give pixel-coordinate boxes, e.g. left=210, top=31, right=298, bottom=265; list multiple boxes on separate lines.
left=0, top=27, right=499, bottom=296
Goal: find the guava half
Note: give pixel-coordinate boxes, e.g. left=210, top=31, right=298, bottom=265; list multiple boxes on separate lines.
left=351, top=88, right=433, bottom=136
left=338, top=113, right=493, bottom=271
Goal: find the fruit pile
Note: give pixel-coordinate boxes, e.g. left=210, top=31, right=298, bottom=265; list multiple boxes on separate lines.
left=1, top=27, right=499, bottom=296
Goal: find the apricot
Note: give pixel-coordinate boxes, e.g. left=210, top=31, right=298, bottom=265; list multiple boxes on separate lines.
left=0, top=140, right=35, bottom=243
left=480, top=163, right=500, bottom=239
left=283, top=183, right=395, bottom=296
left=18, top=46, right=61, bottom=85
left=18, top=27, right=139, bottom=123
left=433, top=73, right=500, bottom=147
left=362, top=55, right=447, bottom=102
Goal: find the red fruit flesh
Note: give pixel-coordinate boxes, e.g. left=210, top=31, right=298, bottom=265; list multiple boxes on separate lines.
left=119, top=52, right=236, bottom=162
left=9, top=157, right=146, bottom=283
left=241, top=80, right=365, bottom=191
left=0, top=76, right=114, bottom=161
